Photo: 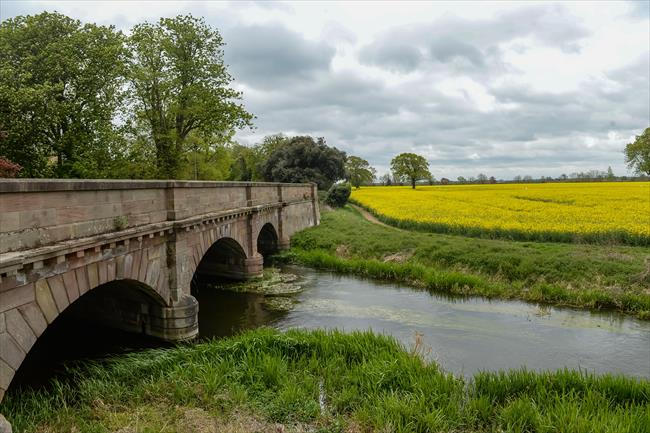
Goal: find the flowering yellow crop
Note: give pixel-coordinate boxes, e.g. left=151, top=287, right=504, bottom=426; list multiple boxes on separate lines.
left=351, top=182, right=650, bottom=245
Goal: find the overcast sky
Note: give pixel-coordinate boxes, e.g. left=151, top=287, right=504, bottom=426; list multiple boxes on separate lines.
left=3, top=1, right=649, bottom=179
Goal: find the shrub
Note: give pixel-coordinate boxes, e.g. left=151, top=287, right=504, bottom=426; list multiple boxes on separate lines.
left=325, top=182, right=351, bottom=207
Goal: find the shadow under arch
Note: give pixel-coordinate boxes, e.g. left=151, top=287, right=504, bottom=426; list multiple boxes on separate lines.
left=194, top=237, right=250, bottom=281
left=8, top=278, right=170, bottom=391
left=257, top=222, right=279, bottom=259
left=190, top=235, right=284, bottom=340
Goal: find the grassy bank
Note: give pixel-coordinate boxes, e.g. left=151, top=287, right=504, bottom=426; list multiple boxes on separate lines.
left=282, top=207, right=650, bottom=318
left=2, top=329, right=648, bottom=433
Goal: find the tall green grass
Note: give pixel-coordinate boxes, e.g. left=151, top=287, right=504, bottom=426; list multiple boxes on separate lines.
left=2, top=329, right=648, bottom=432
left=283, top=207, right=650, bottom=318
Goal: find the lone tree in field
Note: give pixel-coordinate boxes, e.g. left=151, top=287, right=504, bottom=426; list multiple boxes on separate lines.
left=390, top=153, right=431, bottom=189
left=128, top=15, right=253, bottom=178
left=345, top=156, right=376, bottom=188
left=624, top=127, right=650, bottom=176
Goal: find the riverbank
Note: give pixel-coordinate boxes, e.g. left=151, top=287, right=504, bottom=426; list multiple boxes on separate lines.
left=282, top=206, right=650, bottom=319
left=1, top=328, right=648, bottom=433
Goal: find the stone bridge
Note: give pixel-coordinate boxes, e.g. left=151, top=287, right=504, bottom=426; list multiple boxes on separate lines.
left=0, top=180, right=319, bottom=402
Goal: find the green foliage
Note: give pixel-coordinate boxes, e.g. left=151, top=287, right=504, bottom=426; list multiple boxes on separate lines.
left=112, top=216, right=129, bottom=231
left=228, top=143, right=263, bottom=181
left=177, top=136, right=232, bottom=180
left=390, top=153, right=431, bottom=189
left=259, top=133, right=289, bottom=158
left=2, top=329, right=648, bottom=432
left=345, top=156, right=376, bottom=188
left=127, top=14, right=253, bottom=178
left=262, top=136, right=346, bottom=190
left=325, top=182, right=352, bottom=208
left=227, top=134, right=290, bottom=182
left=624, top=127, right=650, bottom=175
left=284, top=207, right=650, bottom=317
left=0, top=12, right=128, bottom=178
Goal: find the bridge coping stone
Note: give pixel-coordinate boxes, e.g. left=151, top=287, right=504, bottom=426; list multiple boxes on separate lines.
left=0, top=179, right=313, bottom=193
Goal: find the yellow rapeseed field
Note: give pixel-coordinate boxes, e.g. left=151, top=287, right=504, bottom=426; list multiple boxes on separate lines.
left=350, top=182, right=650, bottom=245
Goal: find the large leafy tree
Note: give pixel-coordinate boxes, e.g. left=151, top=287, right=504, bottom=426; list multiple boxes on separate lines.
left=262, top=136, right=346, bottom=190
left=345, top=155, right=376, bottom=188
left=128, top=15, right=254, bottom=178
left=624, top=127, right=650, bottom=176
left=390, top=153, right=431, bottom=189
left=0, top=12, right=128, bottom=177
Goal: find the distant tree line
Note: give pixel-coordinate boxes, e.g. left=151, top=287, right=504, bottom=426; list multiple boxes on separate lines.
left=376, top=169, right=648, bottom=186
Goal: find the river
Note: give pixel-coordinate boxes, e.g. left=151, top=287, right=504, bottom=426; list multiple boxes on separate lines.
left=195, top=265, right=650, bottom=378
left=11, top=265, right=650, bottom=391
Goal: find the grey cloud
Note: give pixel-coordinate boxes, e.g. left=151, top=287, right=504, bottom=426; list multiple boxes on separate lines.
left=241, top=47, right=646, bottom=178
left=243, top=1, right=294, bottom=13
left=244, top=69, right=404, bottom=120
left=429, top=38, right=485, bottom=67
left=489, top=54, right=649, bottom=136
left=223, top=23, right=335, bottom=89
left=359, top=4, right=589, bottom=73
left=499, top=5, right=590, bottom=52
left=321, top=21, right=356, bottom=45
left=359, top=41, right=422, bottom=73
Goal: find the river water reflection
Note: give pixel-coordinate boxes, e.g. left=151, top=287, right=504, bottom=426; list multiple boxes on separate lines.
left=195, top=265, right=650, bottom=378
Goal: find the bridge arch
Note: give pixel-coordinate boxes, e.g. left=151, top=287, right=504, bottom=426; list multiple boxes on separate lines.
left=257, top=222, right=279, bottom=259
left=194, top=237, right=253, bottom=281
left=0, top=272, right=183, bottom=400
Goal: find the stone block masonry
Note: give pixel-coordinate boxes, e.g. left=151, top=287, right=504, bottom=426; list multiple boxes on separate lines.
left=0, top=179, right=319, bottom=403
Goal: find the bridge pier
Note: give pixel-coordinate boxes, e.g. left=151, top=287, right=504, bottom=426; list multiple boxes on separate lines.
left=149, top=294, right=199, bottom=341
left=242, top=256, right=264, bottom=279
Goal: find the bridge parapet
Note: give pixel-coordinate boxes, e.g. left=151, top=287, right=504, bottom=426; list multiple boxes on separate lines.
left=0, top=180, right=316, bottom=254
